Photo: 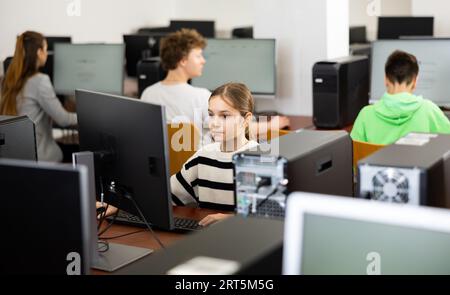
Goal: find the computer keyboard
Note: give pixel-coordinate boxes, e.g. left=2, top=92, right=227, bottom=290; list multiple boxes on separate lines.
left=110, top=210, right=203, bottom=231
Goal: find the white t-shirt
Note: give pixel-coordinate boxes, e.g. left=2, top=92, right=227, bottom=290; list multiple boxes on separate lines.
left=141, top=82, right=211, bottom=141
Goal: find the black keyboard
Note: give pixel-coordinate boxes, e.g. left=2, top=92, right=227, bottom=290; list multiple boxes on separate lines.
left=110, top=210, right=203, bottom=231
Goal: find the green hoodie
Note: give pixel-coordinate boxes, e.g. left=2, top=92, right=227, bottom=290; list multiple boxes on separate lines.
left=350, top=92, right=450, bottom=145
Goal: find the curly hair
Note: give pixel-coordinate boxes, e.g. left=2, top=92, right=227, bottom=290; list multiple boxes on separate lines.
left=159, top=29, right=206, bottom=71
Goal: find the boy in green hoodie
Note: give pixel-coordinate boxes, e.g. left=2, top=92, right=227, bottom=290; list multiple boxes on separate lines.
left=351, top=50, right=450, bottom=145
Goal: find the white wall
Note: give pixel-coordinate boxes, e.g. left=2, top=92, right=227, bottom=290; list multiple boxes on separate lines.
left=254, top=0, right=349, bottom=116
left=173, top=0, right=255, bottom=37
left=412, top=0, right=450, bottom=37
left=0, top=0, right=176, bottom=65
left=0, top=0, right=257, bottom=76
left=350, top=0, right=412, bottom=41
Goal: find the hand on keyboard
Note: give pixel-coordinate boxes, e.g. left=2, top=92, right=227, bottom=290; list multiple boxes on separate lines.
left=198, top=213, right=233, bottom=227
left=96, top=202, right=118, bottom=219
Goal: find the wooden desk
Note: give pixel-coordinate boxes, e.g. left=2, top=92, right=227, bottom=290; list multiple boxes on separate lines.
left=287, top=115, right=353, bottom=133
left=92, top=207, right=227, bottom=275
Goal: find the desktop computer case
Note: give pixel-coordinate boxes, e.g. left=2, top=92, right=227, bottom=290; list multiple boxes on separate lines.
left=233, top=130, right=353, bottom=217
left=313, top=55, right=369, bottom=128
left=358, top=133, right=450, bottom=208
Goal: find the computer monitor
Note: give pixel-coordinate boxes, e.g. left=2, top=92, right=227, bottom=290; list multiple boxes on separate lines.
left=377, top=17, right=434, bottom=40
left=350, top=26, right=367, bottom=44
left=192, top=39, right=276, bottom=96
left=283, top=192, right=450, bottom=275
left=76, top=89, right=174, bottom=231
left=123, top=34, right=167, bottom=77
left=370, top=39, right=450, bottom=106
left=0, top=159, right=91, bottom=274
left=53, top=43, right=124, bottom=96
left=4, top=54, right=55, bottom=83
left=170, top=20, right=215, bottom=38
left=45, top=36, right=71, bottom=52
left=0, top=116, right=37, bottom=161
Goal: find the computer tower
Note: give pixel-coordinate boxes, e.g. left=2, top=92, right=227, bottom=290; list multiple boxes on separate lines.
left=313, top=55, right=369, bottom=129
left=137, top=57, right=167, bottom=97
left=358, top=133, right=450, bottom=208
left=0, top=115, right=37, bottom=161
left=233, top=130, right=353, bottom=218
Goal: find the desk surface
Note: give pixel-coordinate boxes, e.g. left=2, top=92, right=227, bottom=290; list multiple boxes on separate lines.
left=93, top=207, right=227, bottom=275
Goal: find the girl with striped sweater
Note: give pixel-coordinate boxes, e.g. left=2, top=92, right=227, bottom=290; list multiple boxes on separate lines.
left=171, top=83, right=258, bottom=226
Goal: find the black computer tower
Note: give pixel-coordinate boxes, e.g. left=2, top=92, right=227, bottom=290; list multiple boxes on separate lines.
left=313, top=55, right=369, bottom=129
left=0, top=116, right=37, bottom=161
left=137, top=57, right=167, bottom=97
left=358, top=133, right=450, bottom=208
left=233, top=130, right=353, bottom=218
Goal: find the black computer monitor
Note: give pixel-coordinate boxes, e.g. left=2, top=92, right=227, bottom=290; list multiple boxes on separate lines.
left=76, top=89, right=174, bottom=231
left=45, top=36, right=72, bottom=52
left=0, top=159, right=91, bottom=274
left=377, top=17, right=434, bottom=40
left=123, top=34, right=167, bottom=77
left=232, top=26, right=254, bottom=39
left=350, top=26, right=367, bottom=44
left=137, top=26, right=173, bottom=35
left=0, top=116, right=37, bottom=161
left=170, top=20, right=215, bottom=38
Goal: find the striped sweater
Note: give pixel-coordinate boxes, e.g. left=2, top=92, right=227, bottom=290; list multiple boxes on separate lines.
left=171, top=140, right=259, bottom=211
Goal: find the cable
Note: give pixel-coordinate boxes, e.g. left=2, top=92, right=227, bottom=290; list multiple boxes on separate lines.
left=97, top=240, right=109, bottom=253
left=255, top=186, right=278, bottom=210
left=97, top=207, right=119, bottom=237
left=126, top=194, right=166, bottom=249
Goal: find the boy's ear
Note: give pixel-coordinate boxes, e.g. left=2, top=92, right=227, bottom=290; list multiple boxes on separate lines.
left=178, top=56, right=188, bottom=68
left=410, top=75, right=418, bottom=91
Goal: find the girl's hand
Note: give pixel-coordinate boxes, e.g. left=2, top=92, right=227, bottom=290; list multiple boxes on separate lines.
left=198, top=213, right=233, bottom=227
left=96, top=201, right=118, bottom=219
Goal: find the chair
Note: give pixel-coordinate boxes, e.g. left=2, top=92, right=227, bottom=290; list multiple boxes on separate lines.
left=352, top=139, right=385, bottom=168
left=262, top=129, right=291, bottom=142
left=167, top=123, right=200, bottom=176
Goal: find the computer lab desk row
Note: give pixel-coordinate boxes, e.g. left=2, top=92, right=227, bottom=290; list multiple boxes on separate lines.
left=94, top=207, right=284, bottom=275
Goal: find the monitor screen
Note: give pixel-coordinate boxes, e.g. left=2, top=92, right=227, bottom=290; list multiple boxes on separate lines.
left=45, top=36, right=71, bottom=52
left=377, top=17, right=434, bottom=40
left=283, top=192, right=450, bottom=275
left=124, top=34, right=166, bottom=77
left=0, top=159, right=90, bottom=274
left=76, top=90, right=174, bottom=231
left=53, top=44, right=124, bottom=95
left=192, top=39, right=276, bottom=95
left=370, top=39, right=450, bottom=106
left=301, top=213, right=450, bottom=275
left=350, top=26, right=367, bottom=44
left=170, top=20, right=215, bottom=38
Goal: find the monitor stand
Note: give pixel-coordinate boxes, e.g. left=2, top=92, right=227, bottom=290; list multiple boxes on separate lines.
left=73, top=151, right=153, bottom=273
left=92, top=242, right=152, bottom=272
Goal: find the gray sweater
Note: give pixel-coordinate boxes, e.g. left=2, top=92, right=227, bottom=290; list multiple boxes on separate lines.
left=17, top=73, right=77, bottom=162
